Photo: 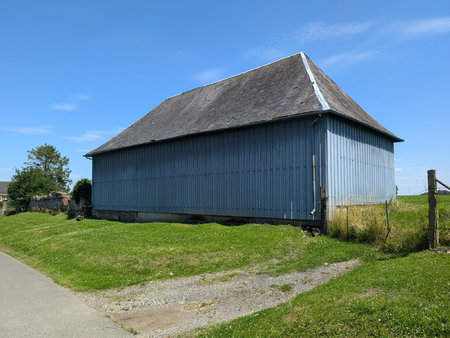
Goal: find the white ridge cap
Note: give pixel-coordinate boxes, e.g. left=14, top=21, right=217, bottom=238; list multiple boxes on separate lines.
left=300, top=52, right=330, bottom=110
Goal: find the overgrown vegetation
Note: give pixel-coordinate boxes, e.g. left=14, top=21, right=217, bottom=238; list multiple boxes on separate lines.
left=328, top=195, right=450, bottom=253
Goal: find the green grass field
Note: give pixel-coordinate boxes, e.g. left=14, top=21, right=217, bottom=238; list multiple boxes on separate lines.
left=0, top=195, right=448, bottom=336
left=196, top=250, right=449, bottom=337
left=0, top=212, right=310, bottom=290
left=0, top=212, right=392, bottom=291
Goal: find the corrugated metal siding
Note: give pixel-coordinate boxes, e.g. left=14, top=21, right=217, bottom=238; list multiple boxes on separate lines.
left=325, top=115, right=396, bottom=207
left=92, top=116, right=325, bottom=220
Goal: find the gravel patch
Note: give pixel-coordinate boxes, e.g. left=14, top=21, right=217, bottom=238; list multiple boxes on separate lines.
left=77, top=259, right=359, bottom=337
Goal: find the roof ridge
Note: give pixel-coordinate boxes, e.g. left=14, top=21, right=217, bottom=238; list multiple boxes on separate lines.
left=300, top=52, right=330, bottom=110
left=86, top=52, right=402, bottom=157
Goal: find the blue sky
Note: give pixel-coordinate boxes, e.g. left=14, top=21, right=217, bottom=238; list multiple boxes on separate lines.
left=1, top=0, right=449, bottom=195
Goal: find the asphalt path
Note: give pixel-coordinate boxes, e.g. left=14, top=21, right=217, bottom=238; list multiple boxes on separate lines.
left=0, top=252, right=132, bottom=337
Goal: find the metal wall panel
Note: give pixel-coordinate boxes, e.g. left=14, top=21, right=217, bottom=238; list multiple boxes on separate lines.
left=92, top=116, right=325, bottom=220
left=325, top=115, right=396, bottom=207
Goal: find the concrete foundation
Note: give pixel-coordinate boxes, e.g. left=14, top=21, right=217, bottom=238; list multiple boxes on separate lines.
left=92, top=209, right=322, bottom=227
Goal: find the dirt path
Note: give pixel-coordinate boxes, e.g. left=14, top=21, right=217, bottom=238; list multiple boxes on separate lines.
left=78, top=260, right=359, bottom=337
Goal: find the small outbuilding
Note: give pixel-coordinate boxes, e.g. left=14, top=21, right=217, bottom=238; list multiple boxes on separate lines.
left=1, top=181, right=10, bottom=215
left=86, top=52, right=402, bottom=227
left=0, top=181, right=9, bottom=202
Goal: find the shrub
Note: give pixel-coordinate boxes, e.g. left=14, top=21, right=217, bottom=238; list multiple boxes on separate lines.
left=8, top=167, right=59, bottom=211
left=71, top=179, right=92, bottom=204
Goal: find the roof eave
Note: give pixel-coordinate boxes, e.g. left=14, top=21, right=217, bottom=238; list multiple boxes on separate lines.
left=84, top=109, right=330, bottom=157
left=85, top=108, right=403, bottom=157
left=327, top=109, right=404, bottom=142
left=85, top=109, right=403, bottom=158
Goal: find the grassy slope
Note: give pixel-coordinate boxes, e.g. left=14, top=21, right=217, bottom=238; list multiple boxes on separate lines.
left=0, top=213, right=387, bottom=291
left=0, top=203, right=448, bottom=336
left=0, top=212, right=315, bottom=291
left=197, top=250, right=449, bottom=337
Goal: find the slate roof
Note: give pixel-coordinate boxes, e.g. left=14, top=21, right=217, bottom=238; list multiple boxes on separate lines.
left=0, top=181, right=9, bottom=194
left=86, top=52, right=402, bottom=157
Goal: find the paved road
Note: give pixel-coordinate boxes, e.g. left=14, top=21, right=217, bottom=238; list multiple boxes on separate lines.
left=0, top=252, right=132, bottom=337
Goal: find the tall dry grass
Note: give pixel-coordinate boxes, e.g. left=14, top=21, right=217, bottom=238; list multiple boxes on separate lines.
left=328, top=199, right=430, bottom=253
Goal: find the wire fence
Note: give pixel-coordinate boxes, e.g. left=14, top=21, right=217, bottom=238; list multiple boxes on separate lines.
left=419, top=181, right=450, bottom=233
left=437, top=193, right=450, bottom=231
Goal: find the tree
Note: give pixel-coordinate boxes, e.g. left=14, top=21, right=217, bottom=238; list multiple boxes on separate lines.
left=71, top=178, right=92, bottom=204
left=8, top=167, right=59, bottom=211
left=25, top=144, right=72, bottom=191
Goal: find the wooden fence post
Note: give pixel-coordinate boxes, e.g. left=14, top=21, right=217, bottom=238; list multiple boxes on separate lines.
left=427, top=169, right=438, bottom=248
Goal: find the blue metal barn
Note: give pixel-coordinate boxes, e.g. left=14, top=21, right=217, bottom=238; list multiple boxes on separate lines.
left=86, top=53, right=402, bottom=226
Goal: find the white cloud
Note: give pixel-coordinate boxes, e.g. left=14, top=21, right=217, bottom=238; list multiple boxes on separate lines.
left=66, top=132, right=103, bottom=142
left=294, top=21, right=374, bottom=42
left=193, top=68, right=226, bottom=83
left=50, top=94, right=90, bottom=112
left=245, top=16, right=450, bottom=67
left=73, top=93, right=91, bottom=100
left=51, top=103, right=78, bottom=111
left=1, top=126, right=52, bottom=135
left=244, top=21, right=374, bottom=63
left=320, top=50, right=380, bottom=68
left=389, top=17, right=450, bottom=39
left=245, top=47, right=288, bottom=62
left=66, top=128, right=123, bottom=142
left=395, top=168, right=404, bottom=172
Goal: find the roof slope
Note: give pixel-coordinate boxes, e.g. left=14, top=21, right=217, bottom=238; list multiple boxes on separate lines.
left=0, top=181, right=10, bottom=194
left=307, top=57, right=395, bottom=136
left=87, top=53, right=401, bottom=156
